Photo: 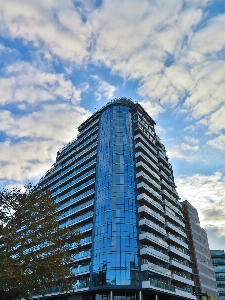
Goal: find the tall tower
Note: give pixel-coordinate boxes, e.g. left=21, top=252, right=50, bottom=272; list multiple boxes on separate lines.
left=38, top=98, right=196, bottom=300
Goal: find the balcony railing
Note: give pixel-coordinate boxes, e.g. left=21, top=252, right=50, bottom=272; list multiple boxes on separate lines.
left=138, top=206, right=165, bottom=223
left=139, top=232, right=168, bottom=249
left=148, top=278, right=175, bottom=292
left=135, top=152, right=159, bottom=172
left=164, top=209, right=185, bottom=227
left=157, top=162, right=172, bottom=176
left=170, top=259, right=192, bottom=273
left=165, top=221, right=187, bottom=238
left=167, top=233, right=188, bottom=249
left=55, top=179, right=95, bottom=203
left=53, top=170, right=95, bottom=198
left=74, top=249, right=91, bottom=261
left=134, top=133, right=157, bottom=154
left=141, top=262, right=171, bottom=277
left=71, top=264, right=90, bottom=275
left=168, top=246, right=190, bottom=261
left=136, top=161, right=160, bottom=181
left=163, top=199, right=183, bottom=218
left=59, top=199, right=94, bottom=219
left=140, top=246, right=169, bottom=262
left=136, top=171, right=161, bottom=191
left=139, top=218, right=166, bottom=236
left=72, top=280, right=90, bottom=290
left=137, top=193, right=163, bottom=212
left=171, top=272, right=194, bottom=286
left=60, top=211, right=93, bottom=228
left=137, top=182, right=162, bottom=201
left=135, top=142, right=158, bottom=163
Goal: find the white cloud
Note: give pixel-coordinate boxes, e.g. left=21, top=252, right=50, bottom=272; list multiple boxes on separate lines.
left=97, top=81, right=117, bottom=100
left=0, top=103, right=91, bottom=181
left=184, top=136, right=199, bottom=144
left=167, top=142, right=200, bottom=162
left=180, top=143, right=199, bottom=151
left=0, top=139, right=58, bottom=181
left=0, top=0, right=89, bottom=64
left=92, top=76, right=117, bottom=101
left=207, top=134, right=225, bottom=150
left=0, top=104, right=90, bottom=141
left=0, top=62, right=83, bottom=105
left=140, top=100, right=165, bottom=119
left=176, top=172, right=225, bottom=228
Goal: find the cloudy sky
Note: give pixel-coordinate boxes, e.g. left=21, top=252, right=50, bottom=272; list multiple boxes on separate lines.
left=0, top=0, right=225, bottom=249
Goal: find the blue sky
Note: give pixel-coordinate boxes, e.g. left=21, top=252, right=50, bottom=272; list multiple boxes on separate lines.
left=0, top=0, right=225, bottom=249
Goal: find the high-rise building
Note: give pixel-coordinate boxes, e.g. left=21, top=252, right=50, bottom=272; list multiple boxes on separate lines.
left=210, top=250, right=225, bottom=300
left=38, top=98, right=197, bottom=300
left=182, top=200, right=219, bottom=300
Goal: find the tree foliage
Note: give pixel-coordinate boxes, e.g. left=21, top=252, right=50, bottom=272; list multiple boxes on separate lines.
left=0, top=184, right=81, bottom=299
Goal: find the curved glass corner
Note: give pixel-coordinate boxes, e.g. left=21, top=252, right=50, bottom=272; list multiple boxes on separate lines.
left=91, top=105, right=139, bottom=287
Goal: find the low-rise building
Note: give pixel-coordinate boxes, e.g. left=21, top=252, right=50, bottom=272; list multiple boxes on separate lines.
left=211, top=250, right=225, bottom=300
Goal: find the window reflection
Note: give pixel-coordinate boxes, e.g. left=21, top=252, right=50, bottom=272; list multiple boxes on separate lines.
left=92, top=105, right=139, bottom=287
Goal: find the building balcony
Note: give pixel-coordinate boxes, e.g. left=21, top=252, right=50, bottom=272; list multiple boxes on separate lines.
left=60, top=211, right=93, bottom=228
left=171, top=273, right=194, bottom=286
left=142, top=279, right=176, bottom=294
left=161, top=190, right=180, bottom=206
left=141, top=263, right=171, bottom=277
left=137, top=182, right=162, bottom=201
left=168, top=246, right=191, bottom=261
left=170, top=259, right=192, bottom=273
left=55, top=179, right=95, bottom=203
left=166, top=233, right=188, bottom=249
left=138, top=205, right=165, bottom=224
left=72, top=265, right=90, bottom=276
left=164, top=210, right=185, bottom=227
left=74, top=255, right=91, bottom=263
left=160, top=179, right=173, bottom=193
left=218, top=288, right=225, bottom=294
left=165, top=221, right=187, bottom=238
left=157, top=162, right=172, bottom=176
left=136, top=161, right=160, bottom=182
left=134, top=133, right=157, bottom=155
left=163, top=199, right=183, bottom=218
left=175, top=289, right=196, bottom=300
left=139, top=218, right=166, bottom=236
left=135, top=142, right=158, bottom=163
left=137, top=193, right=163, bottom=212
left=57, top=189, right=95, bottom=211
left=157, top=153, right=168, bottom=165
left=139, top=232, right=168, bottom=249
left=159, top=169, right=173, bottom=183
left=59, top=199, right=94, bottom=219
left=140, top=246, right=169, bottom=263
left=135, top=152, right=159, bottom=173
left=136, top=171, right=161, bottom=191
left=72, top=280, right=90, bottom=291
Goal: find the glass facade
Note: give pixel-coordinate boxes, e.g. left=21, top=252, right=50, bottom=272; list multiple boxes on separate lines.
left=92, top=105, right=139, bottom=287
left=211, top=250, right=225, bottom=300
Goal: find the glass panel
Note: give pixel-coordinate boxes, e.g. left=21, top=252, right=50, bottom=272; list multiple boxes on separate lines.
left=91, top=105, right=139, bottom=287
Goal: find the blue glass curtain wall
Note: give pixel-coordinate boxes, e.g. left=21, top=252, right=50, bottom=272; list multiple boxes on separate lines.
left=91, top=105, right=139, bottom=287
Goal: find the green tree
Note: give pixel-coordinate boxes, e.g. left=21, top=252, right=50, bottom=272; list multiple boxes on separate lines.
left=0, top=184, right=81, bottom=299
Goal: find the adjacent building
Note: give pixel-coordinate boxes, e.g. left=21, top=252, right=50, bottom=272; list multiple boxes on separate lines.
left=38, top=98, right=197, bottom=300
left=211, top=250, right=225, bottom=300
left=182, top=201, right=219, bottom=300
